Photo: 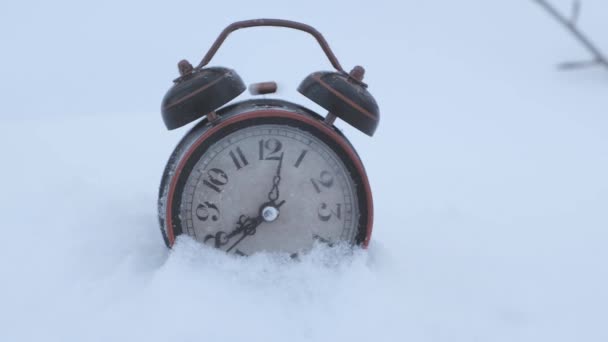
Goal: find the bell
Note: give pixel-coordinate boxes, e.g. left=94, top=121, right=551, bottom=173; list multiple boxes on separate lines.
left=298, top=66, right=380, bottom=136
left=161, top=60, right=246, bottom=130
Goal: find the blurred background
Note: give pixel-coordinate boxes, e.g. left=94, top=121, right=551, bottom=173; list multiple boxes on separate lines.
left=0, top=0, right=607, bottom=341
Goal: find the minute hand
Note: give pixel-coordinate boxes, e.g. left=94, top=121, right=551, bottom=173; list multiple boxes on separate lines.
left=267, top=152, right=285, bottom=206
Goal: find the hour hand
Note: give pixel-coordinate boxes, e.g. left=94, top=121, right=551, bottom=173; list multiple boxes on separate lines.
left=204, top=214, right=259, bottom=248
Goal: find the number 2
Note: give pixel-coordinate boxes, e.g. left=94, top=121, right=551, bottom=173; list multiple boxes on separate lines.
left=310, top=171, right=334, bottom=193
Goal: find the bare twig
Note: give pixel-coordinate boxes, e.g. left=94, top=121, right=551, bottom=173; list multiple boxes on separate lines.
left=570, top=0, right=581, bottom=25
left=533, top=0, right=608, bottom=70
left=558, top=59, right=602, bottom=70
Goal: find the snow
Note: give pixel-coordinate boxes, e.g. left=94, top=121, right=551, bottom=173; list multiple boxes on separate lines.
left=1, top=0, right=608, bottom=341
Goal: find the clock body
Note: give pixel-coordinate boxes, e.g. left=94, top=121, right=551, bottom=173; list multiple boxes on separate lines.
left=158, top=99, right=373, bottom=256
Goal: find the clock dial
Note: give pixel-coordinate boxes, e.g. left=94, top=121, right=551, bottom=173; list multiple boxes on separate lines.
left=178, top=124, right=360, bottom=255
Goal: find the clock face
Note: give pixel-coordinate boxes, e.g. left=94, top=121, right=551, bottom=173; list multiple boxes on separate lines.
left=175, top=123, right=360, bottom=256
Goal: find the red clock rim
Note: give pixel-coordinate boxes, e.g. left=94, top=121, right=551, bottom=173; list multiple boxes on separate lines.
left=164, top=109, right=374, bottom=248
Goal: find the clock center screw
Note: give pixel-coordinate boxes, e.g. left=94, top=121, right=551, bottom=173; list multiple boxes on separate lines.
left=262, top=206, right=279, bottom=222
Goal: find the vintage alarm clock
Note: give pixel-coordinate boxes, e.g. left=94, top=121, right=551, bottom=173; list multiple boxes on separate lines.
left=158, top=19, right=379, bottom=256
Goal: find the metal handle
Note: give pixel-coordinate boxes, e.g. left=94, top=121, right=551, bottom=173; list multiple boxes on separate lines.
left=195, top=19, right=345, bottom=72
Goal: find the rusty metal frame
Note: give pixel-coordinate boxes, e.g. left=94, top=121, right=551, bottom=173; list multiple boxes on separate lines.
left=195, top=18, right=345, bottom=73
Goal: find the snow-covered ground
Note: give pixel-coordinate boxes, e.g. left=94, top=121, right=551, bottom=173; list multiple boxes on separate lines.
left=1, top=1, right=607, bottom=341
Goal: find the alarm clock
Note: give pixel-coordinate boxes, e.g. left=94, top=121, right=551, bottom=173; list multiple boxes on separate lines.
left=158, top=19, right=379, bottom=256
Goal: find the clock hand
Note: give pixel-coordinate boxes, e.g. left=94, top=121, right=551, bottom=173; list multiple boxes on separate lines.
left=205, top=153, right=287, bottom=252
left=267, top=152, right=285, bottom=207
left=225, top=197, right=291, bottom=252
left=226, top=218, right=259, bottom=252
left=204, top=214, right=262, bottom=248
left=226, top=217, right=262, bottom=252
left=205, top=198, right=289, bottom=252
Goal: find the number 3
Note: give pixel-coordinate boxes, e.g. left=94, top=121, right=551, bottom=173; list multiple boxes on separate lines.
left=317, top=203, right=341, bottom=221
